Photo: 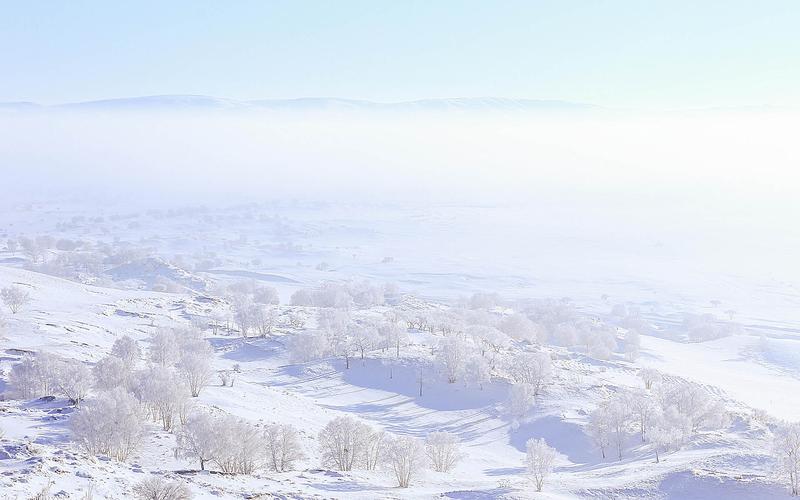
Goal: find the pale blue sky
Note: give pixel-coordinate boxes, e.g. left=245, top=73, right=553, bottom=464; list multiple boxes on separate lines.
left=1, top=1, right=798, bottom=108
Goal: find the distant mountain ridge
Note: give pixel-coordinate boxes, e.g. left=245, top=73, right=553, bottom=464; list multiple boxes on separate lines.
left=0, top=95, right=601, bottom=112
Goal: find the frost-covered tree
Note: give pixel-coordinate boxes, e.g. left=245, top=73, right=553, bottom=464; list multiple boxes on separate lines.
left=588, top=404, right=612, bottom=459
left=111, top=335, right=141, bottom=368
left=9, top=352, right=59, bottom=399
left=149, top=329, right=180, bottom=366
left=54, top=358, right=93, bottom=406
left=290, top=288, right=314, bottom=306
left=177, top=339, right=214, bottom=397
left=212, top=415, right=265, bottom=474
left=362, top=428, right=386, bottom=471
left=93, top=355, right=132, bottom=391
left=133, top=477, right=192, bottom=500
left=6, top=238, right=18, bottom=255
left=318, top=415, right=372, bottom=471
left=264, top=423, right=305, bottom=472
left=626, top=390, right=658, bottom=442
left=1, top=285, right=31, bottom=314
left=525, top=438, right=556, bottom=492
left=624, top=329, right=641, bottom=361
left=71, top=388, right=144, bottom=461
left=656, top=382, right=728, bottom=432
left=253, top=285, right=280, bottom=305
left=507, top=351, right=552, bottom=396
left=135, top=366, right=189, bottom=431
left=425, top=432, right=462, bottom=472
left=287, top=330, right=329, bottom=363
left=251, top=304, right=276, bottom=337
left=463, top=355, right=491, bottom=390
left=774, top=422, right=800, bottom=496
left=376, top=320, right=407, bottom=357
left=506, top=383, right=536, bottom=419
left=351, top=325, right=379, bottom=363
left=499, top=313, right=544, bottom=343
left=384, top=434, right=426, bottom=488
left=176, top=411, right=218, bottom=471
left=436, top=336, right=470, bottom=384
left=466, top=325, right=508, bottom=362
left=318, top=309, right=350, bottom=333
left=604, top=398, right=630, bottom=460
left=639, top=368, right=662, bottom=390
left=231, top=293, right=259, bottom=337
left=588, top=328, right=617, bottom=360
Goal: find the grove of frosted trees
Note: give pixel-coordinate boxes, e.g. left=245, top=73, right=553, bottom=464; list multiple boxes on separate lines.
left=0, top=266, right=755, bottom=497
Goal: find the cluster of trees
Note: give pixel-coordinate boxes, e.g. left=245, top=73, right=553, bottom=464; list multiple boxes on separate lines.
left=8, top=328, right=216, bottom=461
left=288, top=310, right=408, bottom=367
left=505, top=351, right=553, bottom=419
left=176, top=412, right=304, bottom=474
left=318, top=415, right=464, bottom=487
left=589, top=370, right=729, bottom=462
left=9, top=351, right=92, bottom=405
left=290, top=281, right=393, bottom=309
left=682, top=313, right=743, bottom=342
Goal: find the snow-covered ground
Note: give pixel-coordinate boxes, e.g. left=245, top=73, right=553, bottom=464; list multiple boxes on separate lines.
left=1, top=200, right=799, bottom=499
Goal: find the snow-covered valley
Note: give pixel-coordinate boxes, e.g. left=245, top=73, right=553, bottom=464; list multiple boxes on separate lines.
left=1, top=201, right=799, bottom=499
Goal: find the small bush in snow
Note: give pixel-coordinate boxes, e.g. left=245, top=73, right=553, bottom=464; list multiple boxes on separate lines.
left=133, top=477, right=192, bottom=500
